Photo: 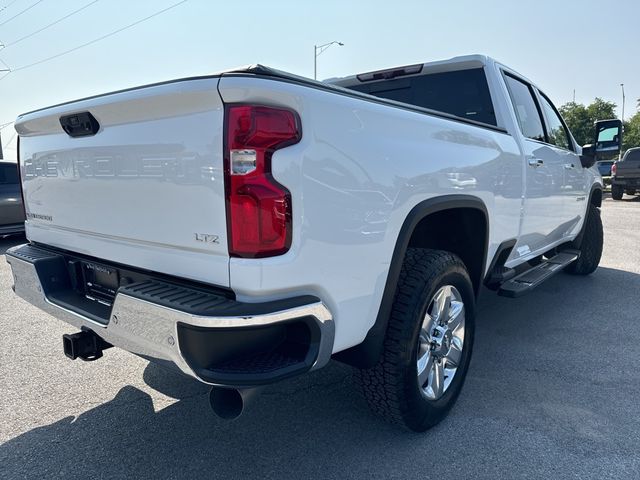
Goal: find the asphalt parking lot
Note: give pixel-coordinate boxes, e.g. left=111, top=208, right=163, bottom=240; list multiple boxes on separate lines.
left=1, top=195, right=639, bottom=480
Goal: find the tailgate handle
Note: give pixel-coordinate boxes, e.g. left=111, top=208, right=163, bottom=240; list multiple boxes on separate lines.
left=60, top=112, right=100, bottom=137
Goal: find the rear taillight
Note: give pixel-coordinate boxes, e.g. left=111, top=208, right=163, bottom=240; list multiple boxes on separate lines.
left=224, top=105, right=301, bottom=258
left=611, top=162, right=617, bottom=176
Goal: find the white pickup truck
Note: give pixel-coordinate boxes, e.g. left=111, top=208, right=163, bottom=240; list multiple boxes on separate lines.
left=7, top=55, right=613, bottom=431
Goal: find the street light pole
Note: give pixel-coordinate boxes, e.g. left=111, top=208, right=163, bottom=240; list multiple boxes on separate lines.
left=620, top=83, right=625, bottom=123
left=314, top=41, right=344, bottom=80
left=619, top=83, right=626, bottom=160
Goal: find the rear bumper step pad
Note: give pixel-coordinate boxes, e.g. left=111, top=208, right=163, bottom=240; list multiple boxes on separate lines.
left=6, top=243, right=334, bottom=387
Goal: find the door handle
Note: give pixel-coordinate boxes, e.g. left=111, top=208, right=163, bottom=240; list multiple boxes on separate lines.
left=563, top=163, right=575, bottom=169
left=528, top=158, right=544, bottom=167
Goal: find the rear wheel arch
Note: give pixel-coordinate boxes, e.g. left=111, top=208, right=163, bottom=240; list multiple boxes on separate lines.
left=334, top=195, right=489, bottom=368
left=406, top=206, right=487, bottom=294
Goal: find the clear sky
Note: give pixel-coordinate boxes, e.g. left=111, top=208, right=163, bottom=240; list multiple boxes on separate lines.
left=1, top=0, right=638, bottom=161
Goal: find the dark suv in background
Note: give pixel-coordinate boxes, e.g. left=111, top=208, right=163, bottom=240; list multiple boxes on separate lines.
left=0, top=161, right=25, bottom=235
left=612, top=148, right=640, bottom=200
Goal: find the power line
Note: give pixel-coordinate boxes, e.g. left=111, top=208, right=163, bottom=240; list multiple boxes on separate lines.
left=2, top=130, right=17, bottom=148
left=0, top=121, right=14, bottom=130
left=0, top=0, right=44, bottom=27
left=0, top=0, right=99, bottom=50
left=0, top=0, right=22, bottom=15
left=6, top=0, right=188, bottom=74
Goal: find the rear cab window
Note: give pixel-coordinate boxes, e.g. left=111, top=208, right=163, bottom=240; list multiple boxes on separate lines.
left=623, top=149, right=640, bottom=162
left=346, top=68, right=497, bottom=127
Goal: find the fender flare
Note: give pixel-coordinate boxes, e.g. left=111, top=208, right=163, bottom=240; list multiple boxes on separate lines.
left=589, top=183, right=603, bottom=207
left=334, top=195, right=489, bottom=368
left=572, top=183, right=603, bottom=248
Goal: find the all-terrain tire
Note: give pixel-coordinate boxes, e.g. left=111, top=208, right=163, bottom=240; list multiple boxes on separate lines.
left=354, top=249, right=475, bottom=432
left=566, top=203, right=603, bottom=275
left=611, top=185, right=624, bottom=200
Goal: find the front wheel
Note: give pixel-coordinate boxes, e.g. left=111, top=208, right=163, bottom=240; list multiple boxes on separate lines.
left=566, top=203, right=603, bottom=275
left=354, top=249, right=475, bottom=431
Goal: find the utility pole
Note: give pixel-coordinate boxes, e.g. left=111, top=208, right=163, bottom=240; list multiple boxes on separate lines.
left=573, top=89, right=575, bottom=103
left=314, top=41, right=344, bottom=80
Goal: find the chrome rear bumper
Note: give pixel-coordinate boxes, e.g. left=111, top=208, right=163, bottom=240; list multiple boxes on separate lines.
left=6, top=244, right=334, bottom=387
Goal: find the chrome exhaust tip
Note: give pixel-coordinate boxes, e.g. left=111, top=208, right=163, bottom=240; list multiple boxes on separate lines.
left=208, top=386, right=262, bottom=420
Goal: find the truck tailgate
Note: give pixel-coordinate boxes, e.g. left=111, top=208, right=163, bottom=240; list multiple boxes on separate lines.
left=14, top=77, right=230, bottom=287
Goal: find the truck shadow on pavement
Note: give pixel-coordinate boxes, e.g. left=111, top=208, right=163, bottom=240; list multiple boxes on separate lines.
left=2, top=266, right=640, bottom=479
left=0, top=234, right=25, bottom=255
left=603, top=191, right=640, bottom=202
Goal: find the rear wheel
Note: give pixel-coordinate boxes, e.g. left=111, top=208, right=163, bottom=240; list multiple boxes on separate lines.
left=354, top=249, right=475, bottom=431
left=611, top=185, right=624, bottom=200
left=566, top=203, right=603, bottom=275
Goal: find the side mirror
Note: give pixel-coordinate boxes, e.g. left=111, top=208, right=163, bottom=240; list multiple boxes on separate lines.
left=580, top=144, right=596, bottom=168
left=594, top=119, right=623, bottom=156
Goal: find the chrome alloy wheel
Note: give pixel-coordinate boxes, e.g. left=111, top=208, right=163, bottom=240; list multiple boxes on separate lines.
left=416, top=285, right=466, bottom=400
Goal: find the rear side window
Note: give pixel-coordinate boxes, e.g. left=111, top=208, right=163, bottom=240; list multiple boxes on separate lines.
left=539, top=93, right=572, bottom=151
left=348, top=68, right=497, bottom=126
left=0, top=164, right=19, bottom=184
left=503, top=75, right=545, bottom=142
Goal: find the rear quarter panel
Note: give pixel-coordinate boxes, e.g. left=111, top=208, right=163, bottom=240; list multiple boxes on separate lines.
left=219, top=76, right=523, bottom=352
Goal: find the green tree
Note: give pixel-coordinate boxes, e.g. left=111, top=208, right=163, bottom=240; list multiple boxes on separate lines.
left=559, top=98, right=617, bottom=146
left=586, top=98, right=617, bottom=123
left=623, top=111, right=640, bottom=152
left=559, top=102, right=591, bottom=146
